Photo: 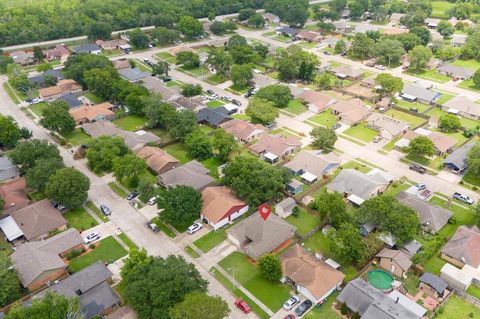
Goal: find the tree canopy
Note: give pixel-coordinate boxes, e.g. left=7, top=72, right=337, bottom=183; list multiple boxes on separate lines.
left=408, top=136, right=435, bottom=157
left=258, top=254, right=283, bottom=281
left=246, top=97, right=278, bottom=125
left=185, top=129, right=213, bottom=160
left=0, top=254, right=21, bottom=308
left=86, top=136, right=130, bottom=173
left=255, top=85, right=292, bottom=108
left=46, top=167, right=90, bottom=208
left=157, top=186, right=203, bottom=230
left=5, top=292, right=83, bottom=319
left=310, top=190, right=349, bottom=228
left=113, top=154, right=147, bottom=187
left=170, top=292, right=229, bottom=319
left=0, top=115, right=22, bottom=148
left=25, top=158, right=64, bottom=191
left=8, top=139, right=62, bottom=173
left=40, top=101, right=76, bottom=134
left=439, top=114, right=461, bottom=133
left=310, top=127, right=337, bottom=150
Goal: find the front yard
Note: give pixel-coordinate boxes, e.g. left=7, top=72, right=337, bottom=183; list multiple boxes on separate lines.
left=113, top=115, right=147, bottom=131
left=307, top=112, right=337, bottom=128
left=282, top=99, right=307, bottom=115
left=194, top=229, right=227, bottom=253
left=343, top=123, right=378, bottom=143
left=384, top=109, right=427, bottom=128
left=406, top=69, right=451, bottom=83
left=64, top=207, right=98, bottom=231
left=63, top=128, right=93, bottom=147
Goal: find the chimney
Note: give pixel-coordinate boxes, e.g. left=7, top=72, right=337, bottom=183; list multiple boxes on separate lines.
left=395, top=297, right=399, bottom=304
left=75, top=289, right=83, bottom=296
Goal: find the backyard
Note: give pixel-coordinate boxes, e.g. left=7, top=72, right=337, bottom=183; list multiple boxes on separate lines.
left=307, top=112, right=337, bottom=128
left=426, top=108, right=478, bottom=129
left=64, top=207, right=98, bottom=231
left=384, top=109, right=426, bottom=128
left=395, top=99, right=431, bottom=113
left=113, top=115, right=147, bottom=131
left=431, top=1, right=455, bottom=18
left=435, top=295, right=480, bottom=319
left=343, top=123, right=378, bottom=143
left=286, top=208, right=319, bottom=236
left=164, top=143, right=193, bottom=164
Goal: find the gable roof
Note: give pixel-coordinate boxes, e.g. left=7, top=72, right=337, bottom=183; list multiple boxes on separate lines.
left=376, top=248, right=412, bottom=271
left=402, top=130, right=456, bottom=154
left=38, top=79, right=82, bottom=99
left=28, top=69, right=65, bottom=86
left=441, top=225, right=480, bottom=268
left=58, top=93, right=83, bottom=108
left=158, top=160, right=214, bottom=190
left=197, top=107, right=231, bottom=126
left=337, top=278, right=386, bottom=315
left=119, top=67, right=150, bottom=82
left=0, top=178, right=29, bottom=213
left=437, top=64, right=475, bottom=79
left=419, top=272, right=448, bottom=294
left=332, top=65, right=364, bottom=78
left=201, top=186, right=247, bottom=224
left=141, top=77, right=178, bottom=99
left=168, top=96, right=204, bottom=112
left=135, top=146, right=179, bottom=174
left=249, top=134, right=302, bottom=157
left=283, top=150, right=340, bottom=177
left=365, top=113, right=410, bottom=137
left=276, top=197, right=296, bottom=212
left=443, top=141, right=475, bottom=171
left=327, top=169, right=388, bottom=200
left=276, top=26, right=300, bottom=36
left=300, top=90, right=336, bottom=112
left=362, top=296, right=420, bottom=319
left=296, top=31, right=322, bottom=41
left=354, top=23, right=379, bottom=34
left=10, top=199, right=67, bottom=240
left=113, top=59, right=132, bottom=70
left=0, top=156, right=19, bottom=182
left=401, top=84, right=440, bottom=102
left=331, top=99, right=370, bottom=123
left=397, top=192, right=452, bottom=233
left=44, top=45, right=70, bottom=59
left=74, top=43, right=101, bottom=53
left=443, top=95, right=480, bottom=117
left=281, top=244, right=345, bottom=300
left=69, top=102, right=114, bottom=123
left=219, top=119, right=266, bottom=141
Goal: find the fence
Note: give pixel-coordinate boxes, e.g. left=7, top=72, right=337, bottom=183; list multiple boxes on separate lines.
left=455, top=289, right=480, bottom=308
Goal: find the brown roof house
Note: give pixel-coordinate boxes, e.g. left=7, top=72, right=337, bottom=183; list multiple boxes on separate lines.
left=219, top=119, right=266, bottom=144
left=227, top=212, right=296, bottom=260
left=331, top=65, right=364, bottom=80
left=112, top=59, right=132, bottom=70
left=10, top=199, right=67, bottom=241
left=395, top=128, right=456, bottom=155
left=442, top=95, right=480, bottom=120
left=299, top=90, right=337, bottom=113
left=201, top=186, right=249, bottom=230
left=281, top=244, right=345, bottom=303
left=9, top=50, right=34, bottom=65
left=44, top=44, right=70, bottom=62
left=0, top=177, right=30, bottom=214
left=69, top=102, right=114, bottom=125
left=331, top=99, right=371, bottom=126
left=135, top=146, right=180, bottom=175
left=296, top=31, right=323, bottom=42
left=376, top=248, right=412, bottom=278
left=283, top=150, right=340, bottom=183
left=157, top=160, right=214, bottom=190
left=11, top=228, right=84, bottom=291
left=39, top=79, right=82, bottom=101
left=249, top=134, right=302, bottom=163
left=365, top=113, right=410, bottom=140
left=441, top=225, right=480, bottom=268
left=96, top=38, right=128, bottom=50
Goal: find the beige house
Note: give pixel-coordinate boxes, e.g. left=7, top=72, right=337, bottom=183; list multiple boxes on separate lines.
left=38, top=79, right=82, bottom=101
left=249, top=134, right=302, bottom=163
left=135, top=146, right=180, bottom=175
left=69, top=102, right=114, bottom=125
left=331, top=99, right=371, bottom=126
left=219, top=119, right=266, bottom=144
left=299, top=90, right=337, bottom=113
left=441, top=225, right=480, bottom=268
left=365, top=113, right=410, bottom=140
left=442, top=96, right=480, bottom=120
left=376, top=248, right=412, bottom=277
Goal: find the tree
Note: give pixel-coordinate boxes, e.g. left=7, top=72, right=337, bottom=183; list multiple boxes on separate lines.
left=46, top=168, right=90, bottom=208
left=439, top=114, right=461, bottom=132
left=254, top=43, right=269, bottom=59
left=123, top=255, right=207, bottom=319
left=0, top=254, right=21, bottom=308
left=467, top=142, right=480, bottom=178
left=170, top=292, right=228, bottom=319
left=348, top=33, right=374, bottom=60
left=238, top=8, right=256, bottom=21
left=231, top=64, right=253, bottom=87
left=168, top=109, right=198, bottom=141
left=85, top=22, right=112, bottom=41
left=157, top=186, right=202, bottom=230
left=113, top=154, right=147, bottom=187
left=375, top=74, right=404, bottom=96
left=128, top=29, right=150, bottom=49
left=40, top=101, right=75, bottom=134
left=228, top=44, right=259, bottom=65
left=393, top=33, right=421, bottom=51
left=25, top=158, right=64, bottom=191
left=248, top=14, right=265, bottom=28
left=310, top=127, right=337, bottom=150
left=227, top=35, right=248, bottom=48
left=206, top=48, right=233, bottom=76
left=5, top=292, right=83, bottom=319
left=0, top=115, right=22, bottom=148
left=277, top=58, right=298, bottom=81
left=210, top=21, right=226, bottom=35
left=246, top=97, right=279, bottom=125
left=63, top=53, right=112, bottom=87
left=328, top=223, right=367, bottom=264
left=176, top=51, right=200, bottom=68
left=0, top=56, right=14, bottom=74
left=212, top=129, right=238, bottom=161
left=256, top=85, right=292, bottom=108
left=310, top=190, right=348, bottom=228
left=473, top=69, right=480, bottom=89
left=473, top=202, right=480, bottom=227
left=316, top=73, right=332, bottom=90
left=349, top=1, right=367, bottom=20
left=329, top=0, right=348, bottom=12
left=437, top=45, right=459, bottom=61
left=223, top=156, right=288, bottom=206
left=150, top=27, right=180, bottom=45
left=283, top=4, right=308, bottom=27
left=86, top=136, right=130, bottom=173
left=373, top=39, right=405, bottom=66
left=84, top=66, right=120, bottom=100
left=8, top=139, right=61, bottom=173
left=408, top=136, right=435, bottom=157
left=334, top=40, right=346, bottom=54
left=408, top=45, right=432, bottom=72
left=33, top=46, right=43, bottom=62
left=276, top=45, right=318, bottom=81
left=258, top=255, right=282, bottom=281
left=462, top=31, right=480, bottom=60
left=410, top=27, right=431, bottom=46
left=181, top=84, right=202, bottom=97
left=144, top=101, right=176, bottom=129
left=177, top=16, right=204, bottom=39
left=437, top=21, right=454, bottom=37
left=184, top=129, right=213, bottom=160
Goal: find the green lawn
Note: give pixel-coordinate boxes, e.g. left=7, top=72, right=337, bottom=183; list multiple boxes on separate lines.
left=118, top=233, right=138, bottom=250
left=164, top=143, right=193, bottom=164
left=406, top=153, right=444, bottom=171
left=63, top=128, right=93, bottom=147
left=382, top=181, right=411, bottom=197
left=343, top=123, right=378, bottom=143
left=406, top=69, right=451, bottom=83
left=232, top=113, right=251, bottom=121
left=64, top=207, right=98, bottom=231
left=434, top=91, right=455, bottom=105
left=206, top=74, right=229, bottom=84
left=84, top=92, right=106, bottom=104
left=395, top=99, right=431, bottom=113
left=426, top=108, right=478, bottom=129
left=431, top=1, right=455, bottom=18
left=298, top=41, right=317, bottom=49
left=272, top=35, right=292, bottom=42
left=185, top=245, right=200, bottom=258
left=384, top=109, right=426, bottom=128
left=466, top=285, right=480, bottom=299
left=227, top=83, right=250, bottom=95
left=305, top=292, right=342, bottom=319
left=200, top=157, right=223, bottom=178
left=307, top=111, right=337, bottom=128
left=28, top=190, right=46, bottom=201
left=194, top=229, right=227, bottom=253
left=155, top=52, right=176, bottom=64
left=451, top=59, right=480, bottom=70
left=152, top=217, right=176, bottom=238
left=266, top=71, right=279, bottom=80
left=113, top=115, right=147, bottom=131
left=270, top=128, right=300, bottom=138
left=108, top=182, right=129, bottom=198
left=68, top=236, right=128, bottom=272
left=149, top=127, right=175, bottom=144
left=85, top=201, right=109, bottom=222
left=28, top=102, right=48, bottom=117
left=458, top=79, right=479, bottom=92
left=206, top=100, right=225, bottom=108
left=0, top=235, right=13, bottom=255
left=285, top=208, right=319, bottom=236
left=179, top=65, right=210, bottom=77
left=219, top=252, right=292, bottom=312
left=341, top=160, right=372, bottom=173
left=166, top=80, right=182, bottom=87
left=282, top=99, right=307, bottom=115
left=463, top=170, right=480, bottom=187
left=435, top=295, right=480, bottom=319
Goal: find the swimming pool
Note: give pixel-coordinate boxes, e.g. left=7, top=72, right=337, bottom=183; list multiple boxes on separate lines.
left=367, top=269, right=394, bottom=291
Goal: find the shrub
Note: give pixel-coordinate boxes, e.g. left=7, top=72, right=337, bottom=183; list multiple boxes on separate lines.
left=340, top=303, right=349, bottom=315
left=89, top=243, right=96, bottom=250
left=65, top=247, right=86, bottom=260
left=292, top=206, right=300, bottom=217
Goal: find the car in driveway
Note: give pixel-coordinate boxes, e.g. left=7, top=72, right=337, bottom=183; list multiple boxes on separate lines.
left=126, top=191, right=139, bottom=201
left=187, top=222, right=203, bottom=234
left=231, top=99, right=242, bottom=106
left=373, top=136, right=382, bottom=143
left=332, top=123, right=341, bottom=130
left=283, top=296, right=300, bottom=311
left=84, top=232, right=100, bottom=245
left=234, top=299, right=251, bottom=314
left=147, top=197, right=158, bottom=205
left=453, top=192, right=475, bottom=205
left=207, top=89, right=215, bottom=95
left=416, top=183, right=427, bottom=190
left=294, top=300, right=313, bottom=317
left=409, top=164, right=427, bottom=174
left=146, top=221, right=160, bottom=233
left=100, top=204, right=111, bottom=216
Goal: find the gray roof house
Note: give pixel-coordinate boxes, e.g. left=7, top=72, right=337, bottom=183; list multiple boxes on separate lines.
left=58, top=93, right=83, bottom=108
left=397, top=192, right=453, bottom=233
left=275, top=26, right=300, bottom=37
left=443, top=95, right=480, bottom=120
left=451, top=34, right=467, bottom=47
left=354, top=23, right=379, bottom=34
left=73, top=43, right=102, bottom=54
left=0, top=156, right=20, bottom=182
left=401, top=84, right=441, bottom=104
left=197, top=107, right=231, bottom=127
left=141, top=76, right=179, bottom=100
left=28, top=69, right=65, bottom=87
left=437, top=64, right=475, bottom=80
left=283, top=151, right=340, bottom=179
left=361, top=296, right=421, bottom=319
left=419, top=272, right=448, bottom=297
left=119, top=67, right=150, bottom=82
left=337, top=278, right=386, bottom=315
left=275, top=197, right=296, bottom=219
left=443, top=141, right=475, bottom=173
left=157, top=160, right=214, bottom=190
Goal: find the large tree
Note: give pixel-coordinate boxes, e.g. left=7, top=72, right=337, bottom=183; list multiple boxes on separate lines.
left=25, top=158, right=64, bottom=191
left=176, top=51, right=200, bottom=68
left=310, top=190, right=348, bottom=228
left=0, top=115, right=22, bottom=148
left=113, top=154, right=147, bottom=187
left=40, top=100, right=76, bottom=134
left=462, top=31, right=480, bottom=61
left=258, top=254, right=282, bottom=281
left=473, top=69, right=480, bottom=89
left=177, top=16, right=204, bottom=39
left=231, top=64, right=253, bottom=87
left=349, top=33, right=374, bottom=60
left=63, top=53, right=112, bottom=87
left=5, top=292, right=83, bottom=319
left=375, top=74, right=404, bottom=96
left=467, top=142, right=480, bottom=178
left=0, top=56, right=14, bottom=74
left=310, top=127, right=337, bottom=150
left=84, top=66, right=120, bottom=100
left=408, top=45, right=432, bottom=72
left=168, top=109, right=198, bottom=141
left=157, top=186, right=202, bottom=230
left=128, top=29, right=150, bottom=49
left=246, top=97, right=278, bottom=125
left=150, top=27, right=180, bottom=45
left=255, top=85, right=292, bottom=108
left=144, top=101, right=177, bottom=129
left=408, top=136, right=435, bottom=157
left=439, top=114, right=461, bottom=132
left=328, top=223, right=367, bottom=264
left=206, top=48, right=233, bottom=77
left=410, top=27, right=431, bottom=46
left=283, top=4, right=308, bottom=27
left=373, top=39, right=405, bottom=66
left=184, top=129, right=213, bottom=160
left=276, top=45, right=318, bottom=81
left=8, top=139, right=62, bottom=173
left=170, top=292, right=228, bottom=319
left=46, top=167, right=90, bottom=208
left=0, top=254, right=21, bottom=308
left=86, top=136, right=130, bottom=173
left=85, top=22, right=112, bottom=41
left=212, top=129, right=238, bottom=161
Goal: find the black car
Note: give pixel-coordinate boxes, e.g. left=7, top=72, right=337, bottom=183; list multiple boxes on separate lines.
left=162, top=77, right=172, bottom=82
left=243, top=92, right=253, bottom=98
left=295, top=300, right=313, bottom=317
left=207, top=89, right=215, bottom=95
left=127, top=191, right=139, bottom=201
left=146, top=222, right=160, bottom=233
left=409, top=164, right=427, bottom=174
left=231, top=99, right=242, bottom=106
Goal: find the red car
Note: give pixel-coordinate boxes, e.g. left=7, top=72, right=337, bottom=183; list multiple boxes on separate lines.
left=235, top=299, right=252, bottom=313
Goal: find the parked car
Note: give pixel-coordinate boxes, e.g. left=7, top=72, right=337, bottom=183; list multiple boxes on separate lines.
left=284, top=315, right=296, bottom=319
left=323, top=51, right=331, bottom=55
left=453, top=192, right=475, bottom=205
left=244, top=92, right=253, bottom=98
left=100, top=204, right=111, bottom=216
left=207, top=89, right=215, bottom=95
left=187, top=222, right=203, bottom=234
left=143, top=58, right=150, bottom=63
left=373, top=136, right=382, bottom=143
left=283, top=296, right=301, bottom=311
left=375, top=64, right=385, bottom=70
left=234, top=299, right=252, bottom=314
left=332, top=123, right=341, bottom=130
left=409, top=164, right=427, bottom=174
left=126, top=191, right=139, bottom=201
left=84, top=232, right=100, bottom=245
left=223, top=96, right=232, bottom=101
left=27, top=97, right=43, bottom=105
left=162, top=77, right=172, bottom=82
left=57, top=204, right=66, bottom=211
left=295, top=300, right=313, bottom=317
left=231, top=99, right=241, bottom=106
left=146, top=221, right=160, bottom=233
left=416, top=183, right=427, bottom=190
left=147, top=197, right=158, bottom=205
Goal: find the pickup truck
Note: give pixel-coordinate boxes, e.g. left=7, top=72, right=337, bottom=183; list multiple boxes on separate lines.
left=453, top=192, right=475, bottom=205
left=409, top=164, right=427, bottom=174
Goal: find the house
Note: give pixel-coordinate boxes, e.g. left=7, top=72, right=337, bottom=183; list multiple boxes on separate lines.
left=168, top=95, right=204, bottom=112
left=365, top=113, right=409, bottom=140
left=197, top=107, right=231, bottom=127
left=96, top=39, right=128, bottom=51
left=284, top=151, right=340, bottom=182
left=419, top=272, right=448, bottom=298
left=397, top=192, right=452, bottom=234
left=0, top=156, right=19, bottom=182
left=119, top=67, right=150, bottom=83
left=46, top=262, right=120, bottom=318
left=141, top=76, right=178, bottom=100
left=441, top=225, right=480, bottom=268
left=73, top=43, right=102, bottom=55
left=300, top=90, right=337, bottom=113
left=395, top=129, right=456, bottom=155
left=326, top=169, right=389, bottom=205
left=9, top=50, right=34, bottom=65
left=38, top=79, right=82, bottom=102
left=275, top=26, right=300, bottom=38
left=275, top=197, right=296, bottom=218
left=376, top=248, right=412, bottom=277
left=296, top=31, right=323, bottom=43
left=286, top=179, right=303, bottom=195
left=10, top=228, right=84, bottom=291
left=354, top=23, right=380, bottom=34
left=44, top=44, right=70, bottom=61
left=157, top=160, right=214, bottom=190
left=390, top=13, right=405, bottom=25
left=58, top=93, right=84, bottom=108
left=28, top=69, right=65, bottom=87
left=376, top=97, right=391, bottom=110
left=69, top=102, right=115, bottom=125
left=402, top=56, right=440, bottom=71
left=361, top=295, right=422, bottom=319
left=442, top=95, right=480, bottom=120
left=382, top=27, right=409, bottom=36
left=201, top=186, right=248, bottom=230
left=331, top=65, right=364, bottom=80
left=227, top=212, right=296, bottom=260
left=387, top=290, right=427, bottom=318
left=217, top=103, right=238, bottom=115
left=219, top=119, right=266, bottom=143
left=337, top=278, right=387, bottom=315
left=249, top=134, right=302, bottom=163
left=451, top=34, right=467, bottom=47
left=402, top=239, right=422, bottom=256
left=135, top=146, right=179, bottom=175
left=113, top=59, right=132, bottom=70
left=281, top=244, right=345, bottom=303
left=437, top=64, right=475, bottom=80
left=400, top=84, right=441, bottom=104
left=361, top=77, right=376, bottom=88
left=330, top=99, right=371, bottom=125
left=425, top=18, right=441, bottom=28
left=440, top=263, right=476, bottom=291
left=263, top=13, right=280, bottom=23
left=0, top=178, right=30, bottom=214
left=332, top=20, right=351, bottom=33
left=443, top=141, right=475, bottom=173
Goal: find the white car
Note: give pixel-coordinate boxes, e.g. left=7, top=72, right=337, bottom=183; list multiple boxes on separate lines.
left=84, top=232, right=100, bottom=245
left=283, top=296, right=300, bottom=311
left=148, top=197, right=157, bottom=205
left=375, top=64, right=385, bottom=70
left=187, top=222, right=203, bottom=234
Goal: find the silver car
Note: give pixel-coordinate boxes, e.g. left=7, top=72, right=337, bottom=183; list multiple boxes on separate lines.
left=283, top=296, right=300, bottom=311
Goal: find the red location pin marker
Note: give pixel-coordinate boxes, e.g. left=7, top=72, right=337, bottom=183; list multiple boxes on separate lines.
left=259, top=204, right=271, bottom=221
